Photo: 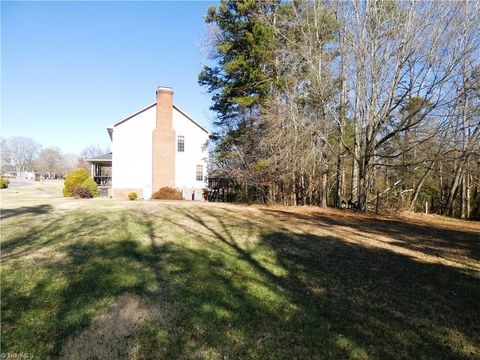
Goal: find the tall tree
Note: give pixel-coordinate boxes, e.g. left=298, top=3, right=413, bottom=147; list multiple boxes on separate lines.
left=199, top=0, right=280, bottom=200
left=200, top=0, right=480, bottom=219
left=35, top=147, right=65, bottom=178
left=2, top=137, right=41, bottom=172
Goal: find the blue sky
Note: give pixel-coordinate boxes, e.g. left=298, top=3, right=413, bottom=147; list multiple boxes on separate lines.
left=1, top=0, right=218, bottom=154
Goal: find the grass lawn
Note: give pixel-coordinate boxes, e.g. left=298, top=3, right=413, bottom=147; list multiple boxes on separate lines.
left=1, top=181, right=479, bottom=359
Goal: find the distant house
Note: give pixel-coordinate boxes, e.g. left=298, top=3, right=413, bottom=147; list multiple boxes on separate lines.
left=87, top=87, right=209, bottom=199
left=16, top=171, right=36, bottom=180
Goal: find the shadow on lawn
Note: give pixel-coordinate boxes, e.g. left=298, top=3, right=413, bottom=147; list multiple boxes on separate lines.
left=151, top=207, right=480, bottom=359
left=1, top=206, right=479, bottom=359
left=0, top=203, right=53, bottom=220
left=261, top=208, right=480, bottom=265
left=1, top=212, right=160, bottom=358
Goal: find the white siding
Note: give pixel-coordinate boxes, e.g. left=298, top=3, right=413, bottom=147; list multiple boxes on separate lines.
left=111, top=105, right=156, bottom=199
left=172, top=107, right=209, bottom=190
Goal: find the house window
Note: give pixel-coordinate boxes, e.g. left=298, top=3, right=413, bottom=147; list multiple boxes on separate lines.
left=196, top=165, right=203, bottom=181
left=177, top=136, right=185, bottom=152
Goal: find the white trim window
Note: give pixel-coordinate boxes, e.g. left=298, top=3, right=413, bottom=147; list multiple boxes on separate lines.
left=196, top=165, right=203, bottom=181
left=177, top=135, right=185, bottom=152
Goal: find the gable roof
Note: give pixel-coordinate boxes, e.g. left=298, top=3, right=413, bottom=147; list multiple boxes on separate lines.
left=110, top=103, right=156, bottom=129
left=173, top=104, right=210, bottom=134
left=108, top=102, right=210, bottom=134
left=85, top=152, right=112, bottom=162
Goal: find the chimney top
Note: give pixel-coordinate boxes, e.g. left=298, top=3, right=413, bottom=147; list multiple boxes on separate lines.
left=157, top=86, right=173, bottom=93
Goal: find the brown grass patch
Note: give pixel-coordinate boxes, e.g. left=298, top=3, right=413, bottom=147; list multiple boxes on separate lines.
left=59, top=295, right=152, bottom=360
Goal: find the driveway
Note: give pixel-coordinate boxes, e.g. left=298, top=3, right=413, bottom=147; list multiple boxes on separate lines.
left=7, top=178, right=36, bottom=188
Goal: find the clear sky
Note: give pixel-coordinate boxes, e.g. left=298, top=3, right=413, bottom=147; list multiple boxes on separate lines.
left=1, top=0, right=218, bottom=154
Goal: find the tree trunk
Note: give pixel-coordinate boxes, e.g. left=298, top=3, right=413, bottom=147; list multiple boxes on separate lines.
left=358, top=160, right=370, bottom=212
left=335, top=154, right=342, bottom=207
left=336, top=31, right=347, bottom=208
left=352, top=122, right=361, bottom=203
left=444, top=159, right=466, bottom=216
left=466, top=174, right=471, bottom=219
left=461, top=174, right=467, bottom=219
left=409, top=165, right=433, bottom=211
left=292, top=174, right=297, bottom=206
left=321, top=165, right=328, bottom=208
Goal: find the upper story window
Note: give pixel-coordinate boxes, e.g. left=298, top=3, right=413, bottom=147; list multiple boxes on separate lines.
left=196, top=165, right=203, bottom=181
left=177, top=135, right=185, bottom=152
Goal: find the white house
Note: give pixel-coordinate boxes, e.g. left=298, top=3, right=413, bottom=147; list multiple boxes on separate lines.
left=88, top=86, right=210, bottom=200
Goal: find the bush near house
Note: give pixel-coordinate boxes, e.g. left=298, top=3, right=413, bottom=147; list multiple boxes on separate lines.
left=71, top=187, right=93, bottom=199
left=0, top=178, right=10, bottom=189
left=63, top=169, right=98, bottom=198
left=81, top=177, right=100, bottom=197
left=152, top=187, right=183, bottom=200
left=63, top=169, right=90, bottom=197
left=128, top=192, right=138, bottom=201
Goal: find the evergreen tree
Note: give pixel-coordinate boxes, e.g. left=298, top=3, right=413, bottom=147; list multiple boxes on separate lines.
left=199, top=0, right=277, bottom=127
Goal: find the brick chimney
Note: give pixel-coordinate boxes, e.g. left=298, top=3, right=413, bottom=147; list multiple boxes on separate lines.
left=152, top=86, right=176, bottom=193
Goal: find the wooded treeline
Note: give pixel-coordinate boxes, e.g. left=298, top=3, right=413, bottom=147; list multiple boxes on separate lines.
left=199, top=0, right=480, bottom=219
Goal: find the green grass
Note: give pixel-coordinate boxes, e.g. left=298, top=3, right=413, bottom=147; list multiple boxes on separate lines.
left=1, top=182, right=479, bottom=359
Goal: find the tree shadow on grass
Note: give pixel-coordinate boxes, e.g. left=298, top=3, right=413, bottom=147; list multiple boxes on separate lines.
left=1, top=206, right=479, bottom=359
left=1, top=216, right=66, bottom=259
left=148, top=206, right=480, bottom=359
left=0, top=204, right=53, bottom=220
left=261, top=208, right=480, bottom=265
left=259, top=231, right=480, bottom=359
left=1, top=211, right=158, bottom=358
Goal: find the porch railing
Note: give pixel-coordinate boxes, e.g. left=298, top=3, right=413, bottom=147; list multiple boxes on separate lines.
left=93, top=176, right=111, bottom=186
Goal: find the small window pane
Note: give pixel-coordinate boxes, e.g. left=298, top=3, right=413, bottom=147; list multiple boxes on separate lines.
left=196, top=165, right=203, bottom=181
left=178, top=136, right=185, bottom=152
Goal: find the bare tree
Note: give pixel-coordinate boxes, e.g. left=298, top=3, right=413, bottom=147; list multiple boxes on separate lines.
left=77, top=144, right=111, bottom=171
left=35, top=147, right=65, bottom=178
left=1, top=138, right=12, bottom=172
left=2, top=137, right=41, bottom=173
left=201, top=0, right=480, bottom=218
left=336, top=0, right=478, bottom=211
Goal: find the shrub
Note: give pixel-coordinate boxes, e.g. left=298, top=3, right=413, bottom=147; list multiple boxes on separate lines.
left=81, top=177, right=100, bottom=197
left=71, top=187, right=93, bottom=199
left=152, top=187, right=183, bottom=200
left=0, top=178, right=10, bottom=189
left=128, top=192, right=138, bottom=201
left=63, top=169, right=90, bottom=197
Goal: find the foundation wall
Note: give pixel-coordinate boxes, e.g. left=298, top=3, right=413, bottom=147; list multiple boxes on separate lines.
left=113, top=188, right=144, bottom=200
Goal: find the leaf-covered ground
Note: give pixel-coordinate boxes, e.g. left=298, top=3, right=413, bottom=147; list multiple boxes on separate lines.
left=1, top=181, right=479, bottom=359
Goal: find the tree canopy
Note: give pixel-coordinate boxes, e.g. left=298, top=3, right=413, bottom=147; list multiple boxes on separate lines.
left=200, top=0, right=480, bottom=219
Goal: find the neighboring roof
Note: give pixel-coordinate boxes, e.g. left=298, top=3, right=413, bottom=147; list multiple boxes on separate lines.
left=108, top=102, right=210, bottom=134
left=85, top=152, right=112, bottom=162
